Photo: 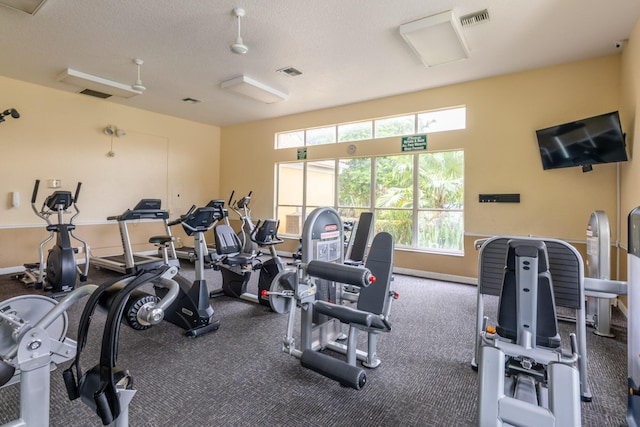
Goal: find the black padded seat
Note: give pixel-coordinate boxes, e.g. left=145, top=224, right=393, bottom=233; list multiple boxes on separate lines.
left=496, top=240, right=561, bottom=349
left=214, top=224, right=253, bottom=265
left=149, top=235, right=174, bottom=245
left=313, top=232, right=394, bottom=332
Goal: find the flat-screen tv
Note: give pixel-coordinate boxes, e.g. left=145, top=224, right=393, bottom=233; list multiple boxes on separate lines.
left=535, top=111, right=627, bottom=171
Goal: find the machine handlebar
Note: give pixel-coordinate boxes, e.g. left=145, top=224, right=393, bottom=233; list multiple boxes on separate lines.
left=168, top=205, right=196, bottom=226
left=74, top=182, right=82, bottom=203
left=228, top=190, right=252, bottom=211
left=31, top=179, right=40, bottom=204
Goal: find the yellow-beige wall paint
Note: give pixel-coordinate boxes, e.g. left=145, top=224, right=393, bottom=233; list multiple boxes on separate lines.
left=1, top=43, right=637, bottom=280
left=220, top=55, right=622, bottom=278
left=0, top=75, right=220, bottom=267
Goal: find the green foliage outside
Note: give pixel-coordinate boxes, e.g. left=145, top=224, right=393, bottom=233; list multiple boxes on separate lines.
left=337, top=151, right=464, bottom=251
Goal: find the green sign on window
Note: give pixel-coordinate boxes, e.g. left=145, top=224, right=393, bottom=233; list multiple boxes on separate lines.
left=297, top=147, right=307, bottom=160
left=401, top=134, right=427, bottom=152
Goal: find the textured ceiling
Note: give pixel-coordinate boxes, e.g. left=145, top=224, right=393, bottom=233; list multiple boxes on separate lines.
left=1, top=0, right=639, bottom=127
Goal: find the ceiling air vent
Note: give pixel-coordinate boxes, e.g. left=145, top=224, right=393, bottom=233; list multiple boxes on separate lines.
left=277, top=66, right=302, bottom=77
left=80, top=89, right=112, bottom=99
left=460, top=9, right=490, bottom=27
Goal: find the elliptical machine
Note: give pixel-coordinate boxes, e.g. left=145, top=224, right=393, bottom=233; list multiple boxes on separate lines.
left=229, top=190, right=258, bottom=255
left=18, top=179, right=89, bottom=294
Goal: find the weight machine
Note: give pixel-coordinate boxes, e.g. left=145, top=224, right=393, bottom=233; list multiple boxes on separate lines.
left=472, top=235, right=593, bottom=402
left=0, top=286, right=96, bottom=427
left=266, top=207, right=396, bottom=389
left=476, top=239, right=581, bottom=426
left=626, top=208, right=640, bottom=425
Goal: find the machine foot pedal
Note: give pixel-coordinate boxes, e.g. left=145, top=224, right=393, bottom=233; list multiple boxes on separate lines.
left=185, top=320, right=221, bottom=338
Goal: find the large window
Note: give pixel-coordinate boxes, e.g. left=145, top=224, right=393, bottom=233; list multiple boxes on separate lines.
left=276, top=150, right=464, bottom=253
left=275, top=106, right=465, bottom=149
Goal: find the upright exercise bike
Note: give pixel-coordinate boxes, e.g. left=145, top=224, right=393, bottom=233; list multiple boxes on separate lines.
left=19, top=179, right=89, bottom=294
left=101, top=204, right=221, bottom=337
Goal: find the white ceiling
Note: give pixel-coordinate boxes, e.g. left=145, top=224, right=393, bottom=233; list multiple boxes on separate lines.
left=1, top=0, right=639, bottom=127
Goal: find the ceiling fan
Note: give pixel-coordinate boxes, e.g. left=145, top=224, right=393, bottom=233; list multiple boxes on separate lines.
left=230, top=7, right=248, bottom=55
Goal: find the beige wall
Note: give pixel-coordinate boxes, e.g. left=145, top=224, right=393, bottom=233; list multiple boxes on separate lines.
left=221, top=55, right=623, bottom=279
left=2, top=33, right=637, bottom=280
left=621, top=19, right=640, bottom=253
left=0, top=76, right=221, bottom=268
left=616, top=18, right=640, bottom=299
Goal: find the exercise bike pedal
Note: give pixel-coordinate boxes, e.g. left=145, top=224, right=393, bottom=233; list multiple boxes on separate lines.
left=185, top=319, right=221, bottom=338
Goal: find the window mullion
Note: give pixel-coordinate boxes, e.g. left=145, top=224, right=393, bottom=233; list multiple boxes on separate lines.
left=333, top=159, right=340, bottom=211
left=370, top=157, right=376, bottom=216
left=413, top=154, right=419, bottom=247
left=302, top=161, right=308, bottom=221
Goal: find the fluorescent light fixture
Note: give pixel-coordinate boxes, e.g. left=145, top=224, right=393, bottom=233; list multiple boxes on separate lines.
left=399, top=10, right=469, bottom=67
left=220, top=75, right=287, bottom=103
left=56, top=68, right=143, bottom=99
left=0, top=0, right=47, bottom=14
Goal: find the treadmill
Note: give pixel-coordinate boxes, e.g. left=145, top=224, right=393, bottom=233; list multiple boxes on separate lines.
left=174, top=200, right=227, bottom=261
left=91, top=199, right=180, bottom=273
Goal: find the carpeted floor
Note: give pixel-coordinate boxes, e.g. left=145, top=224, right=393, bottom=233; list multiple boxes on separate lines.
left=0, top=259, right=629, bottom=426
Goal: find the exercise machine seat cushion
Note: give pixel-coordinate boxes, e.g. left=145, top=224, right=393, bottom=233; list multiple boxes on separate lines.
left=496, top=240, right=561, bottom=349
left=357, top=232, right=394, bottom=315
left=214, top=224, right=252, bottom=265
left=312, top=232, right=394, bottom=332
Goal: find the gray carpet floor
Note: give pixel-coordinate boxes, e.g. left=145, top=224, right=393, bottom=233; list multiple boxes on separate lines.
left=0, top=259, right=629, bottom=426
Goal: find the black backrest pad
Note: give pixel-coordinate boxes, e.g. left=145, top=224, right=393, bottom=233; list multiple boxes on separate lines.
left=349, top=212, right=374, bottom=263
left=357, top=232, right=394, bottom=314
left=478, top=237, right=581, bottom=309
left=496, top=240, right=560, bottom=348
left=214, top=224, right=242, bottom=255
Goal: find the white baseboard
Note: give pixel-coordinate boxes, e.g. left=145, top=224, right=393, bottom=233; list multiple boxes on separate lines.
left=0, top=266, right=25, bottom=275
left=1, top=257, right=89, bottom=277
